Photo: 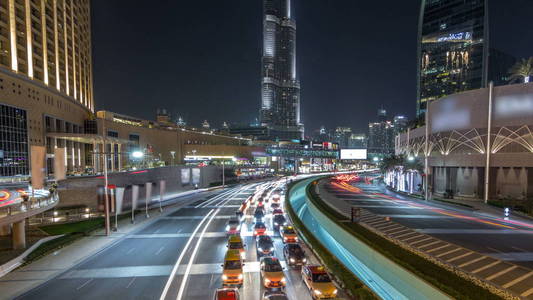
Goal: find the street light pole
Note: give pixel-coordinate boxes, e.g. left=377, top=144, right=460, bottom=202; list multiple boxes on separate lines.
left=102, top=120, right=111, bottom=236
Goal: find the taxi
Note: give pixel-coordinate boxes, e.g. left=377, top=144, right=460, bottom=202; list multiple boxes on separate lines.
left=227, top=235, right=246, bottom=260
left=280, top=226, right=298, bottom=243
left=222, top=249, right=244, bottom=286
left=260, top=256, right=286, bottom=288
left=301, top=265, right=337, bottom=299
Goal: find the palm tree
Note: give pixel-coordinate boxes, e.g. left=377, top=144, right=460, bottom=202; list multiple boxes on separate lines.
left=508, top=57, right=533, bottom=83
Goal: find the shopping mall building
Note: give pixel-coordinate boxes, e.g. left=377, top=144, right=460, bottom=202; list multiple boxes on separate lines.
left=394, top=82, right=533, bottom=201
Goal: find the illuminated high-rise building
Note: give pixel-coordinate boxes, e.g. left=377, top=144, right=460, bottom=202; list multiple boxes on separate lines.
left=260, top=0, right=303, bottom=140
left=417, top=0, right=488, bottom=117
left=0, top=0, right=93, bottom=178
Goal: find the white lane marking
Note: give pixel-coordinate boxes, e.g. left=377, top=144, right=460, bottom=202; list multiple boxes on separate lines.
left=416, top=240, right=440, bottom=249
left=502, top=271, right=533, bottom=288
left=487, top=247, right=504, bottom=254
left=522, top=287, right=533, bottom=297
left=76, top=278, right=93, bottom=290
left=159, top=209, right=215, bottom=300
left=155, top=246, right=165, bottom=256
left=485, top=265, right=517, bottom=281
left=176, top=186, right=247, bottom=300
left=126, top=248, right=135, bottom=255
left=426, top=244, right=451, bottom=254
left=435, top=247, right=462, bottom=258
left=126, top=277, right=136, bottom=288
left=511, top=246, right=528, bottom=252
left=176, top=211, right=218, bottom=300
left=458, top=255, right=487, bottom=267
left=471, top=261, right=501, bottom=274
left=447, top=251, right=474, bottom=262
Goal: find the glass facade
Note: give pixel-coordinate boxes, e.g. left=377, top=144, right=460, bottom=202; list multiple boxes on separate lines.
left=0, top=104, right=29, bottom=176
left=261, top=0, right=303, bottom=140
left=417, top=0, right=488, bottom=117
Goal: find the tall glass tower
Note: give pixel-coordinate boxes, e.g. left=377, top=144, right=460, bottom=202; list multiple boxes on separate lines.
left=417, top=0, right=488, bottom=117
left=261, top=0, right=303, bottom=140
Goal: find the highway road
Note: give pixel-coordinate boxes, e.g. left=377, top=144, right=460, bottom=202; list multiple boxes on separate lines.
left=16, top=180, right=333, bottom=300
left=326, top=177, right=533, bottom=269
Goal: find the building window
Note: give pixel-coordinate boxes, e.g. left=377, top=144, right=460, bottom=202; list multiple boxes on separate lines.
left=107, top=130, right=118, bottom=138
left=0, top=104, right=29, bottom=176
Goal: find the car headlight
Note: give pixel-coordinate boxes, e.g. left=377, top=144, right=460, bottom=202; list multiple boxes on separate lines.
left=264, top=278, right=271, bottom=284
left=237, top=274, right=243, bottom=280
left=290, top=258, right=295, bottom=263
left=303, top=258, right=307, bottom=263
left=240, top=252, right=246, bottom=259
left=314, top=290, right=322, bottom=295
left=333, top=289, right=338, bottom=294
left=225, top=225, right=230, bottom=231
left=274, top=222, right=279, bottom=226
left=222, top=274, right=228, bottom=280
left=257, top=247, right=263, bottom=252
left=281, top=277, right=286, bottom=283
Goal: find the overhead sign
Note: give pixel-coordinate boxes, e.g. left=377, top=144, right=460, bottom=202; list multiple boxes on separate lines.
left=340, top=149, right=367, bottom=160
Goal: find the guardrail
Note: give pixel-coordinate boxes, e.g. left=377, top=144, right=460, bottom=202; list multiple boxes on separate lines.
left=0, top=193, right=59, bottom=226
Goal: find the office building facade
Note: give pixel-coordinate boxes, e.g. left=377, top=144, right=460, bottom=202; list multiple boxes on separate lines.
left=417, top=0, right=488, bottom=117
left=260, top=0, right=303, bottom=140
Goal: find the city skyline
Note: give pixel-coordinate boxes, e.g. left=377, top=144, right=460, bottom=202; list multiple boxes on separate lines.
left=92, top=1, right=533, bottom=133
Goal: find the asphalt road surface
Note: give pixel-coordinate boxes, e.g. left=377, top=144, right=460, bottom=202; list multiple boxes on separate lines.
left=17, top=180, right=334, bottom=300
left=327, top=178, right=533, bottom=270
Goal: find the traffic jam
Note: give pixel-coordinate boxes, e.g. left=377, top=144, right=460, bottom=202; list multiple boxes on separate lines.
left=214, top=181, right=340, bottom=300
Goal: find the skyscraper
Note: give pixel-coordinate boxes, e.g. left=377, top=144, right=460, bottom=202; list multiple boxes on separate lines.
left=417, top=0, right=488, bottom=117
left=260, top=0, right=303, bottom=140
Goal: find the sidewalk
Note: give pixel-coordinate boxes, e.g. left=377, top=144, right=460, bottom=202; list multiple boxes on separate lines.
left=0, top=190, right=206, bottom=300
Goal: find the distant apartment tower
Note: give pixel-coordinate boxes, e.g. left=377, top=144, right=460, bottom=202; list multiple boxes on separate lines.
left=260, top=0, right=303, bottom=140
left=349, top=133, right=367, bottom=149
left=368, top=110, right=395, bottom=156
left=333, top=127, right=352, bottom=149
left=417, top=0, right=488, bottom=117
left=393, top=115, right=408, bottom=136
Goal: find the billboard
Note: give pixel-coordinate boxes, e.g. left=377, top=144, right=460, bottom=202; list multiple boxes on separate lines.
left=340, top=149, right=367, bottom=160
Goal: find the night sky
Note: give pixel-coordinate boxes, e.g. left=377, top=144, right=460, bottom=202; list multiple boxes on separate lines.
left=92, top=0, right=533, bottom=135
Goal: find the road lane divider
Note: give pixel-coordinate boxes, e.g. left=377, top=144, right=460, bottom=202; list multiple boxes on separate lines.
left=159, top=208, right=215, bottom=300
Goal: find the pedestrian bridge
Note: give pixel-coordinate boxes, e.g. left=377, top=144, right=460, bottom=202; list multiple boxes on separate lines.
left=0, top=189, right=59, bottom=249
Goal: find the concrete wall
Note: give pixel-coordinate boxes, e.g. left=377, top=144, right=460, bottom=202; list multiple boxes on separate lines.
left=57, top=165, right=228, bottom=210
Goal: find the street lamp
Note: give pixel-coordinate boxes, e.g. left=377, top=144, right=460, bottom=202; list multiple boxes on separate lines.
left=170, top=151, right=176, bottom=166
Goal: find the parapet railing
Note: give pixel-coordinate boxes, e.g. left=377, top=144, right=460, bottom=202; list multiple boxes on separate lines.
left=0, top=193, right=59, bottom=225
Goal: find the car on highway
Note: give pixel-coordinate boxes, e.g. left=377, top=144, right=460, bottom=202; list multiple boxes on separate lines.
left=272, top=207, right=283, bottom=215
left=254, top=207, right=265, bottom=220
left=284, top=243, right=306, bottom=267
left=301, top=265, right=337, bottom=299
left=256, top=235, right=274, bottom=256
left=271, top=192, right=281, bottom=202
left=280, top=225, right=298, bottom=243
left=260, top=256, right=286, bottom=289
left=262, top=291, right=288, bottom=300
left=272, top=214, right=287, bottom=230
left=222, top=249, right=244, bottom=287
left=227, top=235, right=246, bottom=260
left=254, top=221, right=267, bottom=236
left=214, top=287, right=240, bottom=300
left=226, top=218, right=241, bottom=236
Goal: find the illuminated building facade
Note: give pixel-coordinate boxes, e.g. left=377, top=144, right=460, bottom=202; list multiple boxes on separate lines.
left=417, top=0, right=488, bottom=117
left=260, top=0, right=303, bottom=140
left=0, top=0, right=93, bottom=179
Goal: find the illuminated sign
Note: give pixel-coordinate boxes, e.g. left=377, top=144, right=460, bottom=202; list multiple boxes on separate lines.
left=340, top=149, right=367, bottom=160
left=113, top=117, right=142, bottom=127
left=437, top=32, right=472, bottom=42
